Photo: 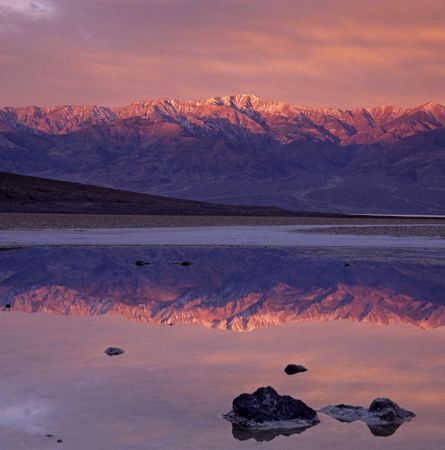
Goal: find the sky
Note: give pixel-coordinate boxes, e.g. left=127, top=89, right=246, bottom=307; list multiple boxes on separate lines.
left=0, top=0, right=444, bottom=108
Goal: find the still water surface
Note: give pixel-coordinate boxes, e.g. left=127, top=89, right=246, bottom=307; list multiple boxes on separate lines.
left=0, top=245, right=444, bottom=449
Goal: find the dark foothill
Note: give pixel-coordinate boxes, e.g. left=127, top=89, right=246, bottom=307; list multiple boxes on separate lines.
left=104, top=347, right=125, bottom=356
left=135, top=260, right=151, bottom=267
left=224, top=386, right=319, bottom=429
left=284, top=364, right=307, bottom=375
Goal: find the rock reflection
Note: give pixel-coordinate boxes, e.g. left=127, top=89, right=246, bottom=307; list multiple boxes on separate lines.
left=0, top=247, right=444, bottom=330
left=367, top=423, right=402, bottom=437
left=231, top=423, right=316, bottom=441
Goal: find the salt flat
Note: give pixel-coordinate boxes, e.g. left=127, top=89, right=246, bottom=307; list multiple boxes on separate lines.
left=0, top=224, right=444, bottom=248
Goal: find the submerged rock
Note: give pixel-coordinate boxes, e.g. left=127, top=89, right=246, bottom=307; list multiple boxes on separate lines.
left=104, top=347, right=125, bottom=356
left=224, top=386, right=319, bottom=430
left=179, top=261, right=192, bottom=267
left=320, top=397, right=415, bottom=433
left=284, top=364, right=307, bottom=375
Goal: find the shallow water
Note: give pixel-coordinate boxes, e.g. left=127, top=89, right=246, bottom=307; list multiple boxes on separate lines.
left=0, top=245, right=444, bottom=449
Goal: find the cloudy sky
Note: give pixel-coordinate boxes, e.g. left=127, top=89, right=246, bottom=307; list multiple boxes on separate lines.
left=0, top=0, right=444, bottom=107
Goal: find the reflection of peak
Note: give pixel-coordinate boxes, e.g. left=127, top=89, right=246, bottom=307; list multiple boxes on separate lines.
left=1, top=247, right=444, bottom=331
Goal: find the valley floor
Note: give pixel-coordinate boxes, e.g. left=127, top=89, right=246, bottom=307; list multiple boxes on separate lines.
left=0, top=216, right=444, bottom=248
left=1, top=213, right=445, bottom=232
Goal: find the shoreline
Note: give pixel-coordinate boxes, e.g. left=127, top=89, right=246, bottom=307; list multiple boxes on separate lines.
left=1, top=213, right=445, bottom=230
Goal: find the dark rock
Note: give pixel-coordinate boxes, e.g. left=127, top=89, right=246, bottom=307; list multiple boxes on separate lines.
left=135, top=260, right=150, bottom=267
left=57, top=439, right=63, bottom=443
left=45, top=434, right=54, bottom=438
left=104, top=347, right=125, bottom=356
left=368, top=398, right=415, bottom=422
left=179, top=261, right=192, bottom=266
left=4, top=303, right=11, bottom=309
left=284, top=364, right=307, bottom=375
left=344, top=263, right=351, bottom=267
left=224, top=386, right=319, bottom=430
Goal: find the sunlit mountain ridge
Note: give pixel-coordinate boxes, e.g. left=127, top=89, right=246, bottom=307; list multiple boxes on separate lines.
left=1, top=94, right=445, bottom=214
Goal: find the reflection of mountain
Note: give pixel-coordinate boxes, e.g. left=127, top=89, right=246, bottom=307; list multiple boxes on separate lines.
left=0, top=247, right=444, bottom=330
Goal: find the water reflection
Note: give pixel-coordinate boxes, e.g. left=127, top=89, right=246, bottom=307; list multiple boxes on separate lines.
left=230, top=421, right=403, bottom=440
left=367, top=423, right=402, bottom=437
left=231, top=423, right=316, bottom=441
left=0, top=247, right=444, bottom=329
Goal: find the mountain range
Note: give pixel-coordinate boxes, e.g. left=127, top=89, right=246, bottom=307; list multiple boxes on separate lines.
left=1, top=94, right=445, bottom=214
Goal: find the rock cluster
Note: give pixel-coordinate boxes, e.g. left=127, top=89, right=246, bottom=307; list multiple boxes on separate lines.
left=320, top=397, right=415, bottom=434
left=225, top=386, right=415, bottom=440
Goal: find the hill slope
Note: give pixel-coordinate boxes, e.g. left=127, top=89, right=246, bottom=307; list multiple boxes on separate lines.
left=0, top=172, right=296, bottom=215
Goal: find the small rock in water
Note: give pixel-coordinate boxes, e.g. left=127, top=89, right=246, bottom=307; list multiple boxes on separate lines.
left=284, top=364, right=307, bottom=375
left=135, top=260, right=151, bottom=267
left=104, top=347, right=125, bottom=356
left=56, top=439, right=63, bottom=443
left=45, top=434, right=54, bottom=438
left=368, top=398, right=415, bottom=422
left=344, top=263, right=351, bottom=267
left=320, top=397, right=415, bottom=435
left=179, top=261, right=192, bottom=266
left=224, top=386, right=319, bottom=430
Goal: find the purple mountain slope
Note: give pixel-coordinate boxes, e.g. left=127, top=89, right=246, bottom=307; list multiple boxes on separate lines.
left=1, top=95, right=444, bottom=214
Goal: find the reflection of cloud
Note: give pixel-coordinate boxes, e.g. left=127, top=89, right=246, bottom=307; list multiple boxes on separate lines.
left=0, top=0, right=55, bottom=19
left=0, top=398, right=50, bottom=433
